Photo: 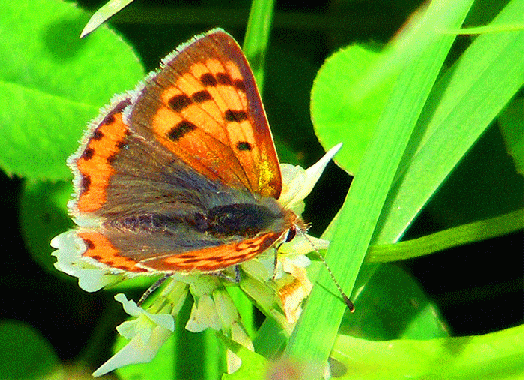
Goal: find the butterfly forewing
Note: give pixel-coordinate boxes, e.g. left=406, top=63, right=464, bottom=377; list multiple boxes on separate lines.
left=71, top=98, right=132, bottom=214
left=129, top=30, right=282, bottom=199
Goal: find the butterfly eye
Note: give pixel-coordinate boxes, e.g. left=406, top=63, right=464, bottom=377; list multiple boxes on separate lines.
left=283, top=227, right=297, bottom=243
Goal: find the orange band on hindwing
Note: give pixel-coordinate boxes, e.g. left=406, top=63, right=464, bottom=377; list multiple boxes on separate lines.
left=141, top=233, right=280, bottom=272
left=78, top=231, right=148, bottom=273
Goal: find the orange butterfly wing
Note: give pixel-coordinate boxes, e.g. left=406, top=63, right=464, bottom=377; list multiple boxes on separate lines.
left=72, top=98, right=132, bottom=214
left=128, top=29, right=282, bottom=199
left=67, top=30, right=296, bottom=274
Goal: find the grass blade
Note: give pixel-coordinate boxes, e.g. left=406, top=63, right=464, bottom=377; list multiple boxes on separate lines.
left=243, top=0, right=275, bottom=91
left=286, top=0, right=475, bottom=365
left=376, top=0, right=524, bottom=244
left=367, top=209, right=524, bottom=263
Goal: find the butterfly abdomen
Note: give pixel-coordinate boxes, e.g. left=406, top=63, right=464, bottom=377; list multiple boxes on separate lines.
left=105, top=201, right=286, bottom=239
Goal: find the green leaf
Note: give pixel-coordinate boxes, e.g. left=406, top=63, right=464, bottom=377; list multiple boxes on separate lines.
left=311, top=45, right=395, bottom=174
left=332, top=324, right=524, bottom=379
left=287, top=0, right=475, bottom=365
left=19, top=181, right=73, bottom=275
left=0, top=321, right=62, bottom=380
left=0, top=0, right=144, bottom=180
left=342, top=265, right=449, bottom=341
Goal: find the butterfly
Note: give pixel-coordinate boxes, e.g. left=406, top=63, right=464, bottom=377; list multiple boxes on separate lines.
left=65, top=29, right=305, bottom=276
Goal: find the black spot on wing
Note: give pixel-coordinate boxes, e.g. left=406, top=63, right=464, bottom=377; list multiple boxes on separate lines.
left=200, top=73, right=218, bottom=87
left=168, top=94, right=192, bottom=112
left=236, top=142, right=252, bottom=151
left=191, top=90, right=212, bottom=103
left=225, top=110, right=248, bottom=122
left=167, top=120, right=197, bottom=141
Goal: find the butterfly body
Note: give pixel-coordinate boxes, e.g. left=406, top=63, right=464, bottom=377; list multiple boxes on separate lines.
left=67, top=30, right=299, bottom=274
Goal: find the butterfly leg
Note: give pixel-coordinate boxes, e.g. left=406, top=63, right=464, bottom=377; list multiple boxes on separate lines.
left=209, top=266, right=242, bottom=283
left=234, top=265, right=241, bottom=283
left=271, top=250, right=279, bottom=281
left=271, top=227, right=297, bottom=280
left=137, top=273, right=171, bottom=307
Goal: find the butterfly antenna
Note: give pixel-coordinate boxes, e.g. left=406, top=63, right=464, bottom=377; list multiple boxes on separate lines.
left=301, top=231, right=355, bottom=312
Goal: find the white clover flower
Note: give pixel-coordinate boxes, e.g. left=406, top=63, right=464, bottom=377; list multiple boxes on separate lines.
left=52, top=144, right=341, bottom=376
left=92, top=294, right=177, bottom=377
